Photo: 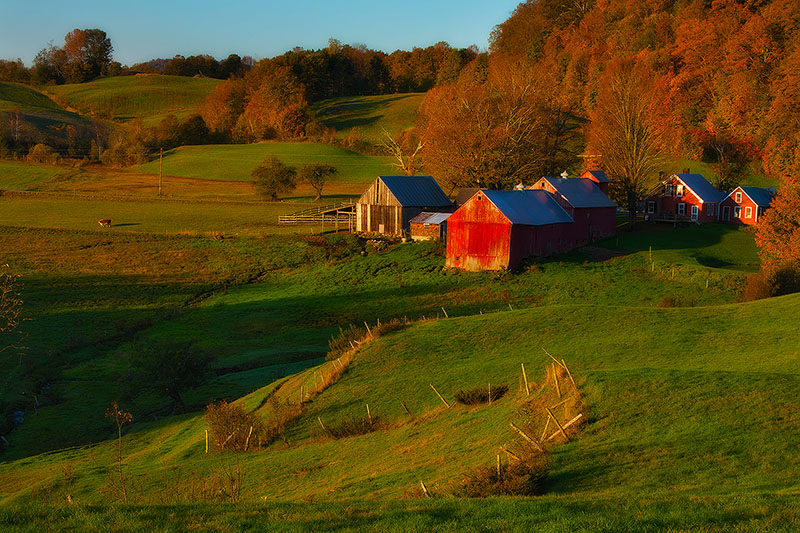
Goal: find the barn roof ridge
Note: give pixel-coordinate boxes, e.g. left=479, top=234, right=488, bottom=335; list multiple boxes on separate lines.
left=538, top=177, right=617, bottom=208
left=480, top=189, right=574, bottom=226
left=378, top=175, right=452, bottom=207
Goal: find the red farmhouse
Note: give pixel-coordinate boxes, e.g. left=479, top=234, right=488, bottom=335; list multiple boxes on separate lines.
left=446, top=189, right=574, bottom=271
left=643, top=173, right=723, bottom=223
left=720, top=186, right=776, bottom=225
left=531, top=176, right=617, bottom=246
left=579, top=170, right=612, bottom=195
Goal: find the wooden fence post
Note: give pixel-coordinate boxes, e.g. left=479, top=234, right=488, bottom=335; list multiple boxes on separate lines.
left=545, top=407, right=569, bottom=441
left=401, top=400, right=413, bottom=417
left=521, top=363, right=530, bottom=396
left=430, top=384, right=450, bottom=408
left=205, top=429, right=208, bottom=454
left=510, top=422, right=543, bottom=452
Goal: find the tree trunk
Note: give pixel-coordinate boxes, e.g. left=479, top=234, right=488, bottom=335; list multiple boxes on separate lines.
left=628, top=192, right=638, bottom=230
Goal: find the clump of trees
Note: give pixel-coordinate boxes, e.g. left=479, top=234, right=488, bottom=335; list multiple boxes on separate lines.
left=32, top=28, right=118, bottom=84
left=252, top=156, right=297, bottom=201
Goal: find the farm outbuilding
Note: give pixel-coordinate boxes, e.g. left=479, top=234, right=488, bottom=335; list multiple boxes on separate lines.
left=355, top=176, right=453, bottom=236
left=579, top=170, right=612, bottom=195
left=446, top=189, right=574, bottom=271
left=409, top=211, right=451, bottom=241
left=720, top=186, right=776, bottom=225
left=643, top=173, right=723, bottom=223
left=531, top=176, right=617, bottom=245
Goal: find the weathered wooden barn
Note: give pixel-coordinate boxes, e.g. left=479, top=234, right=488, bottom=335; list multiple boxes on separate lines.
left=355, top=176, right=453, bottom=236
left=579, top=169, right=612, bottom=195
left=720, top=186, right=776, bottom=225
left=446, top=189, right=574, bottom=271
left=531, top=176, right=617, bottom=245
left=409, top=211, right=451, bottom=241
left=643, top=173, right=723, bottom=223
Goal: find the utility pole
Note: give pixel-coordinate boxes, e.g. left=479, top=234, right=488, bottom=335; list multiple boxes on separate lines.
left=158, top=147, right=163, bottom=196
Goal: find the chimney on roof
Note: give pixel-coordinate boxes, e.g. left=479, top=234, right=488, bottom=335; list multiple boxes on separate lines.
left=683, top=168, right=689, bottom=174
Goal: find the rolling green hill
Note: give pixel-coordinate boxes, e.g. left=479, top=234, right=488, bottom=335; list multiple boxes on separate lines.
left=137, top=142, right=395, bottom=189
left=313, top=93, right=425, bottom=144
left=1, top=220, right=794, bottom=529
left=0, top=82, right=93, bottom=140
left=42, top=75, right=221, bottom=126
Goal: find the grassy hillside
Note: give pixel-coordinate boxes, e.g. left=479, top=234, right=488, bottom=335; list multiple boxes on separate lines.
left=0, top=161, right=66, bottom=191
left=0, top=82, right=93, bottom=137
left=137, top=143, right=395, bottom=192
left=42, top=75, right=221, bottom=126
left=313, top=93, right=425, bottom=144
left=0, top=290, right=797, bottom=529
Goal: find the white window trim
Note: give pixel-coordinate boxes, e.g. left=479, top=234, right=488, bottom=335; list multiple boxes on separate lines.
left=677, top=203, right=686, bottom=216
left=647, top=201, right=655, bottom=214
left=676, top=184, right=685, bottom=198
left=735, top=191, right=742, bottom=203
left=734, top=206, right=742, bottom=218
left=744, top=206, right=752, bottom=219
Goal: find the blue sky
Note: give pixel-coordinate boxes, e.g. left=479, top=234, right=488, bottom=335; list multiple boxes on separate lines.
left=1, top=0, right=521, bottom=66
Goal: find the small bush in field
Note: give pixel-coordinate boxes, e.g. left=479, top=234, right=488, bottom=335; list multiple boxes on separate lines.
left=742, top=264, right=800, bottom=301
left=454, top=384, right=509, bottom=405
left=205, top=400, right=268, bottom=452
left=741, top=271, right=773, bottom=301
left=325, top=415, right=382, bottom=439
left=455, top=452, right=549, bottom=497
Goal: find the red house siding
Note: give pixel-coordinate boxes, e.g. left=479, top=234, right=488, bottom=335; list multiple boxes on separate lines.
left=532, top=180, right=617, bottom=244
left=720, top=189, right=763, bottom=225
left=644, top=176, right=719, bottom=223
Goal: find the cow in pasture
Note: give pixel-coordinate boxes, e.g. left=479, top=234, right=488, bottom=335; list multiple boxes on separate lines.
left=98, top=219, right=111, bottom=227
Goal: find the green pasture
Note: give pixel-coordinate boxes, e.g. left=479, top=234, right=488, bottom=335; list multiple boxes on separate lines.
left=0, top=224, right=756, bottom=459
left=42, top=75, right=221, bottom=126
left=137, top=142, right=395, bottom=187
left=0, top=290, right=797, bottom=529
left=0, top=82, right=92, bottom=133
left=0, top=161, right=65, bottom=191
left=313, top=93, right=425, bottom=143
left=0, top=195, right=311, bottom=235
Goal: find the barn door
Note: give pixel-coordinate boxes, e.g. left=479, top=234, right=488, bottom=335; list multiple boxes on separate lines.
left=722, top=206, right=730, bottom=222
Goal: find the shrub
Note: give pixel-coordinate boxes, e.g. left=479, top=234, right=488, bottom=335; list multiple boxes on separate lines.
left=741, top=263, right=800, bottom=301
left=454, top=384, right=509, bottom=405
left=455, top=453, right=549, bottom=497
left=26, top=144, right=60, bottom=164
left=326, top=317, right=407, bottom=360
left=205, top=400, right=268, bottom=452
left=324, top=415, right=382, bottom=439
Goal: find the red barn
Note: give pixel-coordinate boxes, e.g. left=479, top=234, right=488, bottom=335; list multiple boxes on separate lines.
left=720, top=186, right=776, bottom=225
left=643, top=173, right=723, bottom=223
left=530, top=176, right=617, bottom=246
left=446, top=189, right=574, bottom=271
left=579, top=170, right=612, bottom=195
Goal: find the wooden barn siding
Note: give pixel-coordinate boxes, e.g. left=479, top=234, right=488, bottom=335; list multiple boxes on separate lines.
left=720, top=191, right=762, bottom=225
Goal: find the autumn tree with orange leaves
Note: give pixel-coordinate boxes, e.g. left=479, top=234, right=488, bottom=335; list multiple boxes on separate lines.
left=587, top=56, right=666, bottom=228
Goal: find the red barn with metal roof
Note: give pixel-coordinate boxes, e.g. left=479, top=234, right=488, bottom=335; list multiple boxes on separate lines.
left=531, top=176, right=617, bottom=246
left=446, top=189, right=574, bottom=271
left=720, top=186, right=776, bottom=225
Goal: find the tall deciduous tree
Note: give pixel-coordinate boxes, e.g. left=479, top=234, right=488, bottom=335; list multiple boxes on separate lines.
left=756, top=159, right=800, bottom=276
left=298, top=163, right=336, bottom=201
left=587, top=56, right=666, bottom=228
left=0, top=265, right=26, bottom=364
left=252, top=156, right=297, bottom=201
left=417, top=57, right=553, bottom=191
left=130, top=341, right=211, bottom=413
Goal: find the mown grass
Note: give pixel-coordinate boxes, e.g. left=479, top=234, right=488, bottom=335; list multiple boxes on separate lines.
left=0, top=82, right=93, bottom=135
left=312, top=93, right=425, bottom=144
left=0, top=194, right=312, bottom=235
left=42, top=75, right=221, bottom=126
left=137, top=143, right=395, bottom=191
left=0, top=162, right=65, bottom=191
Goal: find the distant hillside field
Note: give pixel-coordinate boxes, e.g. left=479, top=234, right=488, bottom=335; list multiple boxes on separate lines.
left=137, top=142, right=396, bottom=189
left=0, top=82, right=93, bottom=135
left=42, top=75, right=221, bottom=126
left=313, top=93, right=424, bottom=143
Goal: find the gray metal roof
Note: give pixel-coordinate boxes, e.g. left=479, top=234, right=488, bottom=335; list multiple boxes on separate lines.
left=675, top=174, right=724, bottom=203
left=739, top=186, right=776, bottom=207
left=379, top=176, right=452, bottom=207
left=482, top=189, right=574, bottom=226
left=409, top=211, right=452, bottom=225
left=541, top=177, right=617, bottom=208
left=583, top=170, right=611, bottom=183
